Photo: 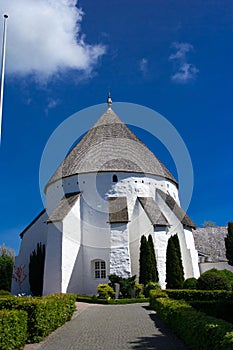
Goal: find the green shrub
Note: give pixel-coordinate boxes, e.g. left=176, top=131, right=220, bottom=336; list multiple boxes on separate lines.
left=0, top=309, right=27, bottom=350
left=205, top=269, right=233, bottom=290
left=0, top=289, right=11, bottom=296
left=190, top=300, right=233, bottom=324
left=144, top=281, right=161, bottom=297
left=166, top=289, right=233, bottom=301
left=183, top=277, right=198, bottom=290
left=197, top=270, right=231, bottom=290
left=0, top=294, right=76, bottom=343
left=97, top=284, right=115, bottom=299
left=222, top=332, right=233, bottom=349
left=135, top=283, right=144, bottom=298
left=150, top=297, right=233, bottom=350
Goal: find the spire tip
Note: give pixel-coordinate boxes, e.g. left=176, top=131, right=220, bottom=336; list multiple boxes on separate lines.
left=107, top=92, right=112, bottom=109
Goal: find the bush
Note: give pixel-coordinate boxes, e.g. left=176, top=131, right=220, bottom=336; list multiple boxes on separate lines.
left=0, top=294, right=76, bottom=343
left=197, top=270, right=231, bottom=290
left=183, top=277, right=198, bottom=290
left=97, top=284, right=115, bottom=300
left=190, top=300, right=233, bottom=324
left=135, top=283, right=144, bottom=298
left=165, top=289, right=233, bottom=302
left=0, top=289, right=11, bottom=296
left=150, top=296, right=233, bottom=350
left=144, top=281, right=161, bottom=297
left=212, top=269, right=233, bottom=290
left=0, top=309, right=27, bottom=350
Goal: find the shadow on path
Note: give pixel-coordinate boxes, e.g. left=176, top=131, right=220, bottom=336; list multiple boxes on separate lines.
left=129, top=305, right=188, bottom=350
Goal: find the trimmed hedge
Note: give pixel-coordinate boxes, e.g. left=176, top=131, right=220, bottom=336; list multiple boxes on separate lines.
left=165, top=289, right=233, bottom=301
left=150, top=296, right=233, bottom=350
left=76, top=295, right=149, bottom=304
left=0, top=294, right=76, bottom=343
left=190, top=300, right=233, bottom=324
left=0, top=309, right=27, bottom=350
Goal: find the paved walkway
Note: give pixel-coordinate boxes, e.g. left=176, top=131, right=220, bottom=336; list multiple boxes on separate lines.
left=25, top=302, right=188, bottom=350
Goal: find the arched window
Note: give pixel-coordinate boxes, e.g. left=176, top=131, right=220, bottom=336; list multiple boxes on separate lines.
left=94, top=260, right=106, bottom=279
left=112, top=174, right=118, bottom=183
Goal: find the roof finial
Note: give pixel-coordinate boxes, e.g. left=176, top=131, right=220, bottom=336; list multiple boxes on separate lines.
left=107, top=92, right=112, bottom=109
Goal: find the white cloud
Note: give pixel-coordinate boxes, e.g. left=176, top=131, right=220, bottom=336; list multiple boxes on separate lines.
left=45, top=98, right=60, bottom=115
left=0, top=0, right=106, bottom=80
left=169, top=42, right=193, bottom=60
left=169, top=42, right=199, bottom=83
left=139, top=58, right=148, bottom=75
left=171, top=63, right=199, bottom=83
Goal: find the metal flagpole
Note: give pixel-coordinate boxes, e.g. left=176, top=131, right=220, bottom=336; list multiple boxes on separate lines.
left=0, top=14, right=9, bottom=144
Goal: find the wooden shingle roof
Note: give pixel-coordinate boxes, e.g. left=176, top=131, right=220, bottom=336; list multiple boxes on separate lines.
left=46, top=108, right=177, bottom=189
left=108, top=197, right=129, bottom=223
left=47, top=192, right=81, bottom=223
left=157, top=189, right=196, bottom=229
left=138, top=197, right=169, bottom=227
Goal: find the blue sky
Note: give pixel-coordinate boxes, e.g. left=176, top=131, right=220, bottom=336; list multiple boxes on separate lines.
left=0, top=0, right=233, bottom=254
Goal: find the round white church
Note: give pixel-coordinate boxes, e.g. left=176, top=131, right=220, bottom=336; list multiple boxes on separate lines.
left=12, top=97, right=200, bottom=295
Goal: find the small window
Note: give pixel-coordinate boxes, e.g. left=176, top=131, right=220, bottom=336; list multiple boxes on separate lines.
left=112, top=175, right=118, bottom=182
left=94, top=260, right=106, bottom=279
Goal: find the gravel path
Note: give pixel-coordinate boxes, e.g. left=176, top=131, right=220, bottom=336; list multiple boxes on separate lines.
left=24, top=302, right=188, bottom=350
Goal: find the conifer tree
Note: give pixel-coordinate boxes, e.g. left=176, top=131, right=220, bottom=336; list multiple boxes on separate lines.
left=166, top=235, right=184, bottom=289
left=225, top=222, right=233, bottom=266
left=173, top=234, right=184, bottom=285
left=139, top=235, right=148, bottom=285
left=29, top=242, right=45, bottom=296
left=147, top=234, right=159, bottom=282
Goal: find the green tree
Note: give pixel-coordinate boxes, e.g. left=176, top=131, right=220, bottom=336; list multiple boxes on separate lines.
left=29, top=243, right=45, bottom=296
left=139, top=235, right=148, bottom=285
left=225, top=222, right=233, bottom=266
left=147, top=234, right=159, bottom=283
left=173, top=234, right=184, bottom=284
left=166, top=234, right=184, bottom=289
left=0, top=245, right=14, bottom=291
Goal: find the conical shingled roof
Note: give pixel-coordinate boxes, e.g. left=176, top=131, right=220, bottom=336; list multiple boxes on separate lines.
left=46, top=108, right=177, bottom=188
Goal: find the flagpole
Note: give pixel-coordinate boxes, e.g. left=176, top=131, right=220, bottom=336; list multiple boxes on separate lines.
left=0, top=14, right=9, bottom=143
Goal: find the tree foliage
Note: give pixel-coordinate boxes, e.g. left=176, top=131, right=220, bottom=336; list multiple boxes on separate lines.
left=139, top=235, right=148, bottom=285
left=139, top=235, right=158, bottom=286
left=225, top=222, right=233, bottom=266
left=147, top=235, right=159, bottom=283
left=0, top=245, right=14, bottom=291
left=108, top=274, right=136, bottom=298
left=197, top=269, right=231, bottom=291
left=29, top=243, right=45, bottom=296
left=166, top=234, right=184, bottom=289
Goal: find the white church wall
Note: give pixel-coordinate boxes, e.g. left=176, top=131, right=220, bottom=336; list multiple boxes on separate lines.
left=183, top=228, right=200, bottom=278
left=129, top=199, right=154, bottom=280
left=11, top=210, right=48, bottom=295
left=45, top=171, right=179, bottom=216
left=81, top=246, right=110, bottom=295
left=62, top=198, right=81, bottom=293
left=154, top=227, right=169, bottom=289
left=109, top=223, right=131, bottom=277
left=156, top=191, right=199, bottom=282
left=43, top=222, right=62, bottom=295
left=199, top=262, right=233, bottom=274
